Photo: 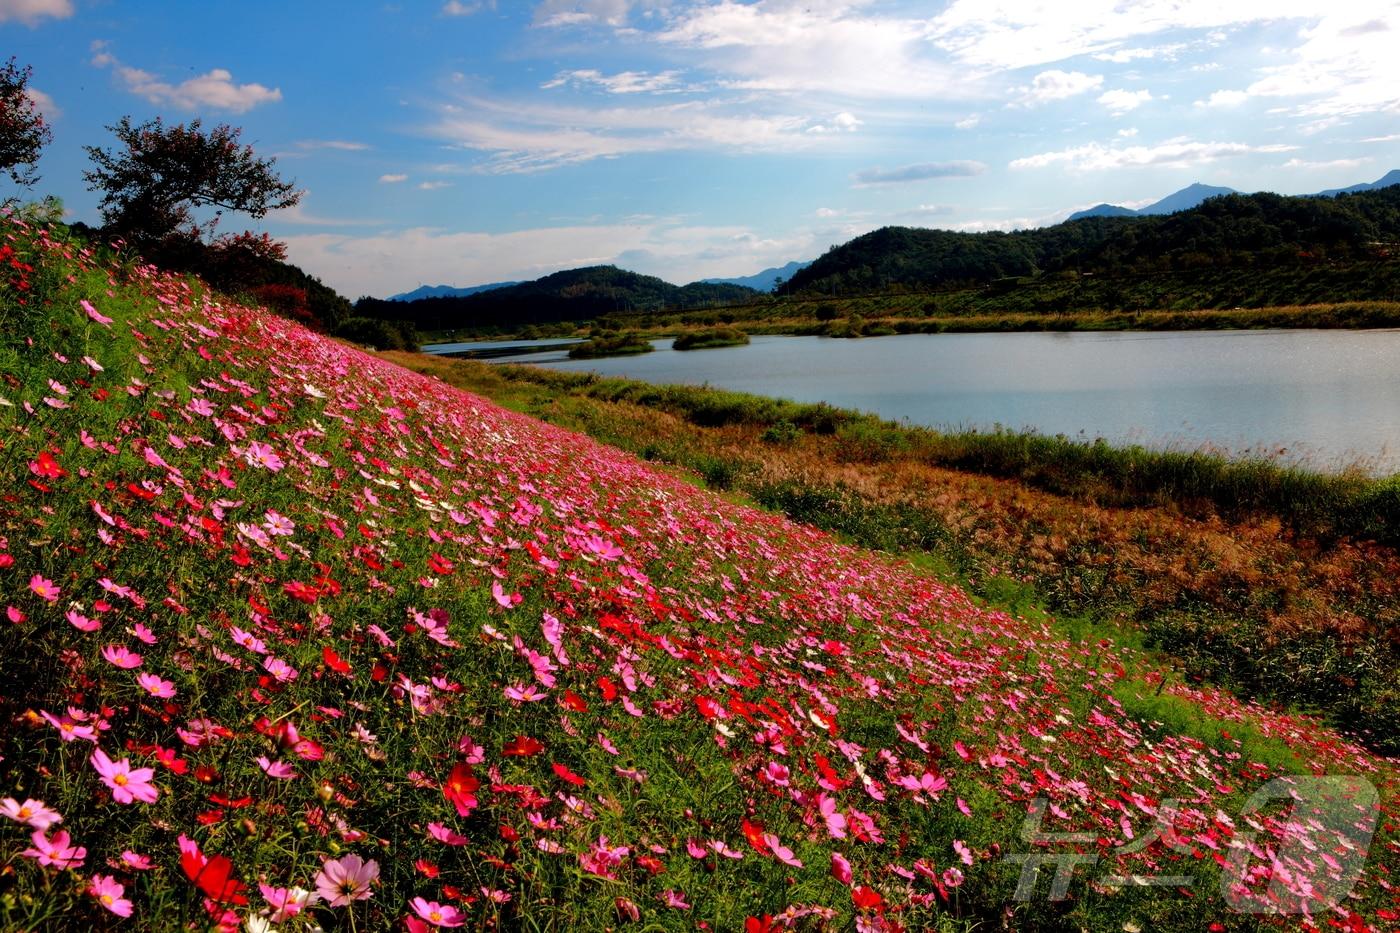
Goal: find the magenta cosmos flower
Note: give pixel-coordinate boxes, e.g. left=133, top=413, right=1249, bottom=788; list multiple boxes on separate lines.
left=410, top=897, right=466, bottom=927
left=22, top=828, right=85, bottom=869
left=0, top=797, right=62, bottom=830
left=89, top=874, right=133, bottom=917
left=91, top=747, right=159, bottom=804
left=315, top=853, right=379, bottom=906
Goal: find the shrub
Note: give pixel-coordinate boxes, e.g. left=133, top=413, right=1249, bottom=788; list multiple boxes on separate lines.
left=333, top=316, right=419, bottom=350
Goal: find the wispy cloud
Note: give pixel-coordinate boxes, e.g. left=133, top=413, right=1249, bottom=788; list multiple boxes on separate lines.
left=542, top=69, right=686, bottom=94
left=1011, top=137, right=1296, bottom=171
left=853, top=161, right=986, bottom=186
left=298, top=139, right=371, bottom=151
left=0, top=0, right=72, bottom=26
left=442, top=0, right=494, bottom=15
left=418, top=180, right=453, bottom=190
left=379, top=173, right=408, bottom=183
left=91, top=44, right=281, bottom=113
left=429, top=94, right=838, bottom=173
left=1282, top=157, right=1370, bottom=170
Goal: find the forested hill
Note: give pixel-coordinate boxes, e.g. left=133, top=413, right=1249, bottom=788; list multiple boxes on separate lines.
left=356, top=265, right=758, bottom=331
left=782, top=185, right=1400, bottom=297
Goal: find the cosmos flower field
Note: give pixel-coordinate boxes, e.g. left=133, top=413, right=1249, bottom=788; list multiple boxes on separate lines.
left=1, top=216, right=1398, bottom=931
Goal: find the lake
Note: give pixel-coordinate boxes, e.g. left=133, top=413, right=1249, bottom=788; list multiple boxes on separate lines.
left=432, top=330, right=1400, bottom=473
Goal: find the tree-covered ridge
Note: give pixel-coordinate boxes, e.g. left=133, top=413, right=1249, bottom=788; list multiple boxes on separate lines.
left=782, top=185, right=1400, bottom=296
left=355, top=265, right=758, bottom=332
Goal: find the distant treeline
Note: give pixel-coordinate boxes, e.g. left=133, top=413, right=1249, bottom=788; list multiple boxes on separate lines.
left=782, top=186, right=1400, bottom=296
left=354, top=265, right=757, bottom=331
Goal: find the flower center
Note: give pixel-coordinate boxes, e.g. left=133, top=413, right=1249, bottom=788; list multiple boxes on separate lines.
left=101, top=894, right=113, bottom=905
left=17, top=806, right=31, bottom=818
left=114, top=773, right=128, bottom=786
left=430, top=911, right=443, bottom=922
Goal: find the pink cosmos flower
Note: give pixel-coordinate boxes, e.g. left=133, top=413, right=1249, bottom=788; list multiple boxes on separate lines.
left=81, top=299, right=114, bottom=326
left=262, top=656, right=298, bottom=682
left=831, top=851, right=853, bottom=885
left=660, top=889, right=692, bottom=910
left=41, top=709, right=97, bottom=743
left=259, top=883, right=319, bottom=923
left=21, top=828, right=86, bottom=869
left=257, top=756, right=297, bottom=779
left=503, top=683, right=546, bottom=703
left=427, top=822, right=468, bottom=846
left=66, top=609, right=100, bottom=632
left=121, top=850, right=153, bottom=870
left=28, top=574, right=60, bottom=603
left=763, top=832, right=803, bottom=868
left=0, top=797, right=62, bottom=830
left=314, top=853, right=378, bottom=906
left=101, top=644, right=143, bottom=669
left=242, top=441, right=284, bottom=472
left=942, top=867, right=965, bottom=888
left=137, top=672, right=177, bottom=698
left=91, top=747, right=159, bottom=804
left=411, top=898, right=466, bottom=927
left=90, top=874, right=133, bottom=917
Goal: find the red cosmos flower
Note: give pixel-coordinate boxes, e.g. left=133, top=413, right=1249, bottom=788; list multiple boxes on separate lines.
left=29, top=450, right=66, bottom=480
left=851, top=886, right=885, bottom=913
left=745, top=916, right=774, bottom=933
left=741, top=818, right=771, bottom=855
left=443, top=762, right=480, bottom=817
left=551, top=762, right=586, bottom=786
left=322, top=646, right=352, bottom=675
left=502, top=735, right=544, bottom=757
left=179, top=837, right=248, bottom=905
left=596, top=677, right=618, bottom=702
left=561, top=689, right=588, bottom=712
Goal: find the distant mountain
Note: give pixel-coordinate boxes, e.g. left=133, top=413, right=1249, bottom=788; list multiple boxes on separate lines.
left=1138, top=182, right=1240, bottom=215
left=1067, top=183, right=1239, bottom=221
left=1066, top=203, right=1139, bottom=221
left=357, top=265, right=759, bottom=331
left=781, top=185, right=1400, bottom=297
left=387, top=281, right=519, bottom=302
left=1317, top=169, right=1400, bottom=197
left=701, top=260, right=812, bottom=292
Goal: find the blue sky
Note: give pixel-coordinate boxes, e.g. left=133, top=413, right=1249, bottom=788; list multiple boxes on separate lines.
left=5, top=0, right=1398, bottom=297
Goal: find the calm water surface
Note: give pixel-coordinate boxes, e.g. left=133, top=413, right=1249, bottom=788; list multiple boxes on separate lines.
left=447, top=330, right=1400, bottom=473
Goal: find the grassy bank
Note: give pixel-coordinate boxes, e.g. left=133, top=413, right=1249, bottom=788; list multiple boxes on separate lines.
left=386, top=352, right=1400, bottom=753
left=566, top=330, right=654, bottom=358
left=671, top=326, right=750, bottom=350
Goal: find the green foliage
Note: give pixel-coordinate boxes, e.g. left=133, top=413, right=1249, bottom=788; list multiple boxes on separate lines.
left=332, top=315, right=419, bottom=350
left=0, top=58, right=51, bottom=191
left=760, top=420, right=801, bottom=445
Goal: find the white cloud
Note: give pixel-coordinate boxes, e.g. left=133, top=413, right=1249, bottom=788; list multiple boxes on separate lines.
left=1011, top=70, right=1103, bottom=106
left=1196, top=89, right=1250, bottom=108
left=954, top=114, right=981, bottom=129
left=654, top=1, right=968, bottom=99
left=1282, top=157, right=1370, bottom=169
left=807, top=111, right=862, bottom=134
left=92, top=49, right=281, bottom=113
left=534, top=0, right=647, bottom=27
left=928, top=0, right=1330, bottom=70
left=418, top=180, right=453, bottom=190
left=1361, top=133, right=1400, bottom=142
left=814, top=207, right=841, bottom=218
left=1011, top=137, right=1297, bottom=171
left=542, top=69, right=686, bottom=94
left=853, top=161, right=986, bottom=186
left=0, top=0, right=72, bottom=25
left=1117, top=127, right=1139, bottom=137
left=1093, top=44, right=1185, bottom=62
left=379, top=173, right=409, bottom=183
left=1097, top=88, right=1152, bottom=114
left=23, top=86, right=59, bottom=121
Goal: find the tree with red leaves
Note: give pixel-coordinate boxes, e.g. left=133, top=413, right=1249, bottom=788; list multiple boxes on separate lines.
left=83, top=116, right=301, bottom=246
left=0, top=58, right=51, bottom=194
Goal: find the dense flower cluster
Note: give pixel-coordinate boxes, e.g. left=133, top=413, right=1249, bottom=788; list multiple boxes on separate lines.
left=0, top=215, right=1397, bottom=930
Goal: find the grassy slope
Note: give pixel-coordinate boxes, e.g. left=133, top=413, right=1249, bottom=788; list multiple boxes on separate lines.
left=389, top=360, right=1400, bottom=754
left=2, top=219, right=1399, bottom=931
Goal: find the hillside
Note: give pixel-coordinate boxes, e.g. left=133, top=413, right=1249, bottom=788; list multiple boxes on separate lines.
left=783, top=186, right=1400, bottom=297
left=700, top=259, right=812, bottom=292
left=356, top=265, right=758, bottom=332
left=386, top=281, right=520, bottom=302
left=2, top=217, right=1398, bottom=930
